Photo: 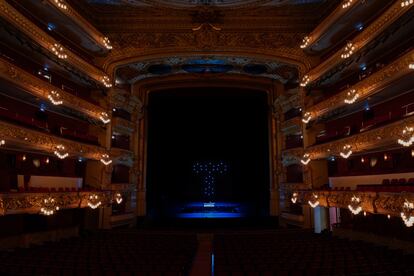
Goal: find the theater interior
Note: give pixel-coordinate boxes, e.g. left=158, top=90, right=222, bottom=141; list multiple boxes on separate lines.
left=0, top=0, right=414, bottom=275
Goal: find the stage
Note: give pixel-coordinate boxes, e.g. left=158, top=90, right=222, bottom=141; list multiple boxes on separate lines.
left=174, top=202, right=248, bottom=219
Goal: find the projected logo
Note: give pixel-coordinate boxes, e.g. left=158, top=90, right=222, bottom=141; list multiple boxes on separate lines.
left=193, top=161, right=228, bottom=202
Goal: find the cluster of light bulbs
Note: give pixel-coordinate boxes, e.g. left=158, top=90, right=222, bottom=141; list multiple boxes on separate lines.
left=54, top=0, right=67, bottom=10
left=344, top=89, right=359, bottom=104
left=300, top=36, right=310, bottom=49
left=101, top=76, right=112, bottom=88
left=301, top=153, right=311, bottom=165
left=300, top=75, right=310, bottom=87
left=0, top=139, right=5, bottom=146
left=40, top=197, right=60, bottom=216
left=100, top=154, right=112, bottom=166
left=51, top=43, right=67, bottom=59
left=291, top=192, right=298, bottom=204
left=342, top=0, right=353, bottom=9
left=341, top=42, right=356, bottom=59
left=348, top=195, right=362, bottom=215
left=397, top=126, right=414, bottom=147
left=302, top=112, right=312, bottom=124
left=340, top=144, right=353, bottom=159
left=99, top=112, right=111, bottom=124
left=410, top=63, right=414, bottom=69
left=48, top=90, right=63, bottom=105
left=102, top=37, right=112, bottom=50
left=308, top=193, right=320, bottom=208
left=401, top=0, right=413, bottom=8
left=400, top=200, right=414, bottom=227
left=54, top=144, right=69, bottom=159
left=114, top=192, right=123, bottom=204
left=87, top=194, right=102, bottom=209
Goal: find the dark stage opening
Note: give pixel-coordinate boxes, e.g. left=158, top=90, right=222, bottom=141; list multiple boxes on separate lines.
left=147, top=88, right=270, bottom=220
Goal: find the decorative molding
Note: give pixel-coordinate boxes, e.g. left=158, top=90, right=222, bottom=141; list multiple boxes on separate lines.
left=282, top=147, right=303, bottom=166
left=0, top=0, right=108, bottom=85
left=295, top=190, right=413, bottom=217
left=306, top=1, right=411, bottom=84
left=0, top=191, right=113, bottom=216
left=112, top=117, right=135, bottom=136
left=281, top=117, right=302, bottom=135
left=306, top=114, right=414, bottom=160
left=0, top=57, right=105, bottom=121
left=307, top=49, right=414, bottom=120
left=46, top=0, right=110, bottom=50
left=0, top=120, right=107, bottom=161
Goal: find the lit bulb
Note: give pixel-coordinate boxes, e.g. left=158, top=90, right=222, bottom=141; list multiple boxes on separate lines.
left=300, top=36, right=310, bottom=49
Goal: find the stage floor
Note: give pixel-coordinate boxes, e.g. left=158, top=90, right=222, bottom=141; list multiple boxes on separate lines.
left=175, top=202, right=247, bottom=218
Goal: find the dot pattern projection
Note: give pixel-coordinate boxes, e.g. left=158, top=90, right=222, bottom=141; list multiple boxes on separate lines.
left=193, top=161, right=228, bottom=202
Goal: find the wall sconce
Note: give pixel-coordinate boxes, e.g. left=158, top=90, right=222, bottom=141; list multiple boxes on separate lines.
left=397, top=126, right=414, bottom=147
left=401, top=0, right=414, bottom=8
left=100, top=154, right=112, bottom=166
left=0, top=139, right=5, bottom=146
left=54, top=0, right=68, bottom=10
left=101, top=76, right=112, bottom=88
left=102, top=37, right=112, bottom=50
left=340, top=144, right=352, bottom=159
left=302, top=112, right=312, bottom=124
left=342, top=0, right=353, bottom=9
left=51, top=43, right=67, bottom=59
left=300, top=75, right=310, bottom=87
left=308, top=193, right=320, bottom=208
left=54, top=144, right=69, bottom=159
left=344, top=89, right=359, bottom=104
left=300, top=36, right=310, bottom=49
left=291, top=192, right=298, bottom=204
left=87, top=193, right=102, bottom=209
left=401, top=200, right=414, bottom=227
left=341, top=42, right=356, bottom=59
left=40, top=196, right=59, bottom=216
left=48, top=90, right=63, bottom=105
left=348, top=195, right=362, bottom=215
left=99, top=112, right=111, bottom=124
left=300, top=153, right=311, bottom=165
left=114, top=192, right=123, bottom=204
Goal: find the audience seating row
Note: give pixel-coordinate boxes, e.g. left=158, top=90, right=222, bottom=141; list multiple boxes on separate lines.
left=213, top=230, right=414, bottom=276
left=0, top=230, right=197, bottom=276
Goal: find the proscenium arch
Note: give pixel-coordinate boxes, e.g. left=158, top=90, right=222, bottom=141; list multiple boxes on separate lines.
left=132, top=73, right=283, bottom=217
left=102, top=50, right=313, bottom=79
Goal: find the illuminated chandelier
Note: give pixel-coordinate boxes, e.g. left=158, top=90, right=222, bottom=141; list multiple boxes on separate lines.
left=301, top=153, right=311, bottom=165
left=401, top=200, right=414, bottom=227
left=87, top=193, right=102, bottom=209
left=302, top=112, right=312, bottom=124
left=291, top=192, right=298, bottom=204
left=102, top=37, right=112, bottom=50
left=54, top=0, right=68, bottom=10
left=340, top=144, right=353, bottom=159
left=344, top=89, right=359, bottom=104
left=342, top=0, right=353, bottom=9
left=40, top=196, right=60, bottom=216
left=348, top=195, right=362, bottom=215
left=308, top=193, right=320, bottom=208
left=99, top=112, right=111, bottom=124
left=300, top=36, right=310, bottom=49
left=300, top=75, right=310, bottom=87
left=114, top=192, right=123, bottom=204
left=54, top=144, right=69, bottom=159
left=397, top=126, right=414, bottom=147
left=51, top=43, right=67, bottom=59
left=100, top=154, right=112, bottom=166
left=401, top=0, right=414, bottom=8
left=48, top=90, right=63, bottom=105
left=341, top=42, right=355, bottom=59
left=101, top=76, right=112, bottom=88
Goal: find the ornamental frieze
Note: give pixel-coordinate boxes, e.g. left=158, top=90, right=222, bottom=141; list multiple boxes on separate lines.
left=0, top=191, right=113, bottom=216
left=305, top=114, right=414, bottom=160
left=0, top=57, right=105, bottom=121
left=0, top=120, right=107, bottom=161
